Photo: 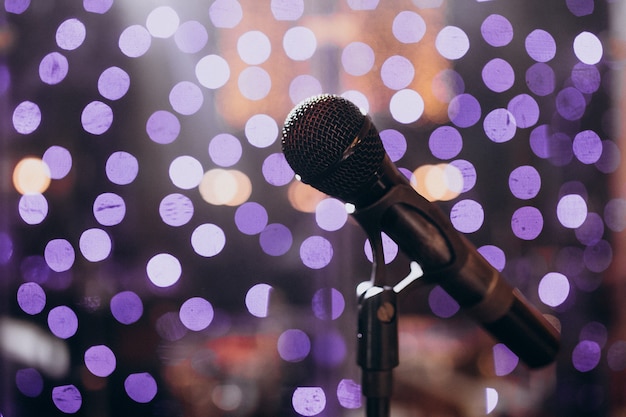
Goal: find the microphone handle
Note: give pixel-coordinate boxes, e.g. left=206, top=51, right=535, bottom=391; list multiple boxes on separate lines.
left=354, top=184, right=560, bottom=368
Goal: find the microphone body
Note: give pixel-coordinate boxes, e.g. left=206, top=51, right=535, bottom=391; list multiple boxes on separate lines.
left=281, top=94, right=559, bottom=368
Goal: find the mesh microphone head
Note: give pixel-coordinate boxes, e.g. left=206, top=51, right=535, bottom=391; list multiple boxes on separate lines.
left=281, top=94, right=385, bottom=202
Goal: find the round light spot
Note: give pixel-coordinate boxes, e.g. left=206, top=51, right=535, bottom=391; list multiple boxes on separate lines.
left=179, top=297, right=214, bottom=331
left=509, top=165, right=541, bottom=200
left=191, top=223, right=226, bottom=257
left=245, top=283, right=273, bottom=318
left=159, top=193, right=194, bottom=227
left=169, top=155, right=203, bottom=190
left=81, top=101, right=113, bottom=135
left=428, top=286, right=459, bottom=318
left=435, top=26, right=470, bottom=60
left=573, top=130, right=602, bottom=164
left=573, top=31, right=602, bottom=65
left=39, top=52, right=68, bottom=85
left=312, top=288, right=345, bottom=320
left=83, top=0, right=113, bottom=14
left=289, top=74, right=323, bottom=105
left=209, top=133, right=242, bottom=167
left=557, top=194, right=587, bottom=229
left=478, top=245, right=506, bottom=271
left=245, top=114, right=278, bottom=148
left=278, top=329, right=310, bottom=362
left=482, top=58, right=514, bottom=93
left=237, top=30, right=271, bottom=65
left=292, top=387, right=326, bottom=416
left=392, top=11, right=426, bottom=44
left=56, top=18, right=86, bottom=50
left=300, top=236, right=333, bottom=269
left=390, top=89, right=424, bottom=124
left=79, top=228, right=111, bottom=262
left=238, top=66, right=271, bottom=100
left=481, top=14, right=513, bottom=47
left=19, top=194, right=49, bottom=225
left=271, top=0, right=304, bottom=20
left=262, top=152, right=295, bottom=186
left=259, top=223, right=292, bottom=256
left=146, top=6, right=179, bottom=38
left=196, top=54, right=230, bottom=89
left=17, top=282, right=46, bottom=315
left=146, top=110, right=181, bottom=144
left=209, top=0, right=243, bottom=28
left=119, top=25, right=152, bottom=58
left=448, top=94, right=481, bottom=128
left=169, top=81, right=203, bottom=115
left=98, top=66, right=130, bottom=100
left=48, top=306, right=78, bottom=339
left=84, top=345, right=116, bottom=377
left=13, top=101, right=41, bottom=134
left=381, top=55, right=415, bottom=90
left=52, top=384, right=82, bottom=413
left=147, top=253, right=182, bottom=287
left=235, top=202, right=268, bottom=235
left=525, top=29, right=556, bottom=62
left=342, top=42, right=375, bottom=76
left=44, top=239, right=75, bottom=272
left=110, top=291, right=143, bottom=325
left=511, top=206, right=543, bottom=240
left=43, top=146, right=72, bottom=180
left=538, top=272, right=570, bottom=307
left=14, top=157, right=51, bottom=195
left=493, top=343, right=519, bottom=376
left=450, top=199, right=484, bottom=233
left=175, top=20, right=208, bottom=53
left=337, top=379, right=361, bottom=409
left=507, top=94, right=539, bottom=128
left=380, top=129, right=407, bottom=161
left=483, top=108, right=516, bottom=143
left=93, top=192, right=126, bottom=226
left=125, top=373, right=157, bottom=403
left=283, top=26, right=316, bottom=61
left=106, top=151, right=139, bottom=185
left=315, top=198, right=348, bottom=231
left=364, top=233, right=398, bottom=264
left=572, top=340, right=601, bottom=372
left=526, top=63, right=555, bottom=96
left=16, top=368, right=44, bottom=397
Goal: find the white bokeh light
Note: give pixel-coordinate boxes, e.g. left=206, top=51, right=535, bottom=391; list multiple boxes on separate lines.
left=146, top=6, right=180, bottom=38
left=573, top=31, right=603, bottom=65
left=169, top=155, right=204, bottom=190
left=147, top=253, right=182, bottom=288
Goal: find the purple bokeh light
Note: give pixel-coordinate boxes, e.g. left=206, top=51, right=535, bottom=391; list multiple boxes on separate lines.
left=435, top=26, right=470, bottom=60
left=190, top=223, right=226, bottom=257
left=508, top=94, right=539, bottom=128
left=511, top=206, right=543, bottom=240
left=450, top=199, right=484, bottom=233
left=93, top=193, right=126, bottom=226
left=44, top=239, right=75, bottom=272
left=169, top=81, right=204, bottom=115
left=571, top=63, right=601, bottom=94
left=245, top=114, right=278, bottom=148
left=448, top=94, right=481, bottom=128
left=509, top=165, right=541, bottom=200
left=392, top=11, right=426, bottom=44
left=575, top=213, right=604, bottom=245
left=271, top=0, right=304, bottom=20
left=5, top=0, right=30, bottom=14
left=583, top=239, right=612, bottom=273
left=337, top=379, right=361, bottom=409
left=478, top=245, right=506, bottom=271
left=146, top=110, right=181, bottom=145
left=381, top=55, right=415, bottom=90
left=313, top=329, right=346, bottom=367
left=16, top=368, right=44, bottom=397
left=380, top=129, right=407, bottom=162
left=572, top=340, right=601, bottom=372
left=79, top=228, right=111, bottom=262
left=596, top=140, right=621, bottom=174
left=84, top=345, right=116, bottom=377
left=83, top=0, right=113, bottom=14
left=13, top=101, right=41, bottom=134
left=106, top=151, right=139, bottom=185
left=604, top=198, right=626, bottom=232
left=235, top=202, right=268, bottom=235
left=43, top=146, right=72, bottom=179
left=312, top=288, right=345, bottom=320
left=125, top=372, right=158, bottom=403
left=292, top=387, right=326, bottom=416
left=245, top=283, right=273, bottom=318
left=556, top=87, right=586, bottom=121
left=289, top=74, right=323, bottom=105
left=300, top=236, right=333, bottom=269
left=482, top=58, right=514, bottom=92
left=538, top=272, right=570, bottom=307
left=52, top=385, right=82, bottom=413
left=342, top=42, right=375, bottom=76
left=20, top=255, right=51, bottom=284
left=428, top=286, right=460, bottom=318
left=110, top=291, right=143, bottom=325
left=259, top=223, right=293, bottom=256
left=573, top=130, right=602, bottom=164
left=39, top=52, right=68, bottom=85
left=48, top=305, right=79, bottom=339
left=483, top=108, right=516, bottom=143
left=98, top=66, right=130, bottom=100
left=19, top=194, right=49, bottom=225
left=262, top=153, right=294, bottom=186
left=209, top=0, right=243, bottom=29
left=481, top=14, right=513, bottom=47
left=450, top=159, right=476, bottom=192
left=209, top=133, right=242, bottom=167
left=175, top=20, right=209, bottom=53
left=526, top=63, right=556, bottom=96
left=429, top=126, right=463, bottom=160
left=278, top=329, right=311, bottom=362
left=525, top=29, right=556, bottom=62
left=81, top=101, right=113, bottom=135
left=119, top=25, right=151, bottom=58
left=315, top=198, right=347, bottom=232
left=493, top=343, right=519, bottom=376
left=17, top=282, right=46, bottom=315
left=155, top=311, right=187, bottom=341
left=179, top=297, right=214, bottom=331
left=56, top=18, right=86, bottom=51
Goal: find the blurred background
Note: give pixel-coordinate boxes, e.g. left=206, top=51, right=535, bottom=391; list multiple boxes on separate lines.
left=1, top=0, right=625, bottom=416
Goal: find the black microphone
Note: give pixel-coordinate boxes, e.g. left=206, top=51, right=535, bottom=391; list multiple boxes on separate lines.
left=281, top=94, right=560, bottom=369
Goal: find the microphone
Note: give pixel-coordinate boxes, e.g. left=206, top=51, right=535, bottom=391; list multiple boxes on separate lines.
left=281, top=94, right=560, bottom=369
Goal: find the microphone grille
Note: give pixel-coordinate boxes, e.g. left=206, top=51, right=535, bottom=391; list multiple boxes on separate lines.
left=281, top=94, right=385, bottom=201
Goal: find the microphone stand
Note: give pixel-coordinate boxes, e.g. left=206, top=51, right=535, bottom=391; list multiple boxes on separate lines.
left=356, top=227, right=399, bottom=417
